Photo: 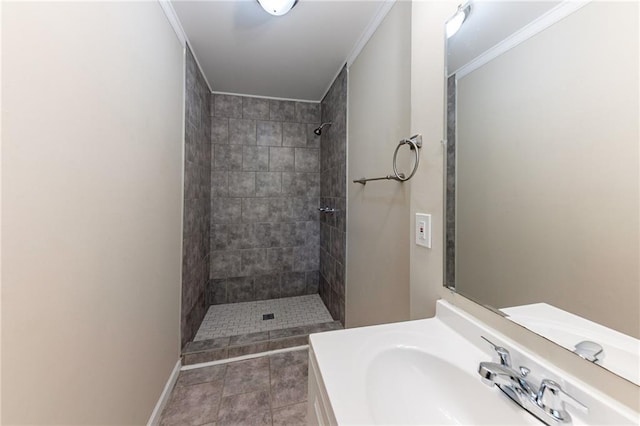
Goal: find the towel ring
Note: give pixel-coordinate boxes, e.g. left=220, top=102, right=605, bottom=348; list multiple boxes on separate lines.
left=352, top=134, right=422, bottom=185
left=392, top=137, right=421, bottom=182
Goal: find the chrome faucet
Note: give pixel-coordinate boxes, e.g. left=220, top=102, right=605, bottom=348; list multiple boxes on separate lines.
left=478, top=360, right=537, bottom=399
left=478, top=336, right=587, bottom=426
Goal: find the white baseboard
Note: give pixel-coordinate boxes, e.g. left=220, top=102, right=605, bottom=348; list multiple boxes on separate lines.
left=147, top=359, right=182, bottom=426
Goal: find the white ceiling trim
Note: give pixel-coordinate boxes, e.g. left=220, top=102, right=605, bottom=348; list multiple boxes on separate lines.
left=158, top=0, right=213, bottom=93
left=346, top=0, right=396, bottom=68
left=454, top=0, right=590, bottom=79
left=318, top=0, right=397, bottom=102
left=158, top=0, right=186, bottom=47
left=211, top=90, right=320, bottom=104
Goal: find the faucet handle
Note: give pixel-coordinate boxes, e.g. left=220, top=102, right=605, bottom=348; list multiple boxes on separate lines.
left=573, top=340, right=605, bottom=363
left=537, top=379, right=588, bottom=422
left=481, top=336, right=512, bottom=367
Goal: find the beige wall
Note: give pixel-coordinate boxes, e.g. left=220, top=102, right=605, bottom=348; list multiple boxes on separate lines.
left=409, top=0, right=457, bottom=320
left=1, top=2, right=184, bottom=424
left=408, top=1, right=639, bottom=412
left=455, top=2, right=639, bottom=338
left=346, top=1, right=412, bottom=327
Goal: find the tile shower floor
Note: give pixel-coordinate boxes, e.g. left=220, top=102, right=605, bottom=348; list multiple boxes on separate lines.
left=194, top=295, right=333, bottom=341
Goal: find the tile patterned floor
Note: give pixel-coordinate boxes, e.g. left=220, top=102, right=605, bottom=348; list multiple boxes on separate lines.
left=194, top=295, right=333, bottom=340
left=160, top=349, right=309, bottom=426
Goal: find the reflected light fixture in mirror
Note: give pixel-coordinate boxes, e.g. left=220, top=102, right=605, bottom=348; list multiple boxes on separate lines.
left=257, top=0, right=298, bottom=16
left=446, top=3, right=471, bottom=38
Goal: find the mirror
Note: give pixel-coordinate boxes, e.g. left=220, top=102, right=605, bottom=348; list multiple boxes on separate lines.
left=445, top=1, right=639, bottom=384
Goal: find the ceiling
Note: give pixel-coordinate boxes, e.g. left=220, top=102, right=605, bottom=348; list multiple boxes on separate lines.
left=171, top=0, right=386, bottom=101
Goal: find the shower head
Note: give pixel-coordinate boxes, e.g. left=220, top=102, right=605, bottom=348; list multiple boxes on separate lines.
left=313, top=122, right=332, bottom=136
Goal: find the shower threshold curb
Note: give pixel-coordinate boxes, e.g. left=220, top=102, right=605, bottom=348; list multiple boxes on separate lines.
left=181, top=320, right=343, bottom=365
left=181, top=345, right=310, bottom=371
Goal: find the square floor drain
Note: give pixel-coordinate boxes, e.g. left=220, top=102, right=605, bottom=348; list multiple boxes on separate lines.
left=262, top=313, right=275, bottom=320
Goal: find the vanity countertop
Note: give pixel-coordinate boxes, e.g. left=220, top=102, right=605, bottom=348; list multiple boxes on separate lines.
left=502, top=303, right=640, bottom=385
left=308, top=300, right=639, bottom=425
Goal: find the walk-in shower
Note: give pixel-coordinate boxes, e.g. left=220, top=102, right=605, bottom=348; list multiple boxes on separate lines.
left=180, top=51, right=347, bottom=363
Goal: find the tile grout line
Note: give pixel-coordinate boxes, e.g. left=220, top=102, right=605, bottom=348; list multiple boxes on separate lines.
left=269, top=353, right=274, bottom=426
left=214, top=363, right=228, bottom=423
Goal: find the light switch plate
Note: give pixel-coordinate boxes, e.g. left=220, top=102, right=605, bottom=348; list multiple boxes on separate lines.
left=415, top=213, right=431, bottom=248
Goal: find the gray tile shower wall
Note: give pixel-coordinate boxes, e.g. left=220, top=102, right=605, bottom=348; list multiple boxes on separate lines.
left=319, top=67, right=347, bottom=325
left=182, top=47, right=212, bottom=348
left=445, top=75, right=456, bottom=288
left=209, top=94, right=321, bottom=304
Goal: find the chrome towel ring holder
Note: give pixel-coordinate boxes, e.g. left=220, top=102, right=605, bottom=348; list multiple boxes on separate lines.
left=393, top=136, right=422, bottom=181
left=354, top=134, right=422, bottom=185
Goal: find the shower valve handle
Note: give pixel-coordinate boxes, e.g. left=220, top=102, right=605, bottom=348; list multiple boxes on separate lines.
left=318, top=207, right=337, bottom=213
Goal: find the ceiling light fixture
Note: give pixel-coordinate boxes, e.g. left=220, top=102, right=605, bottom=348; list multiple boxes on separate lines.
left=446, top=3, right=471, bottom=38
left=257, top=0, right=298, bottom=16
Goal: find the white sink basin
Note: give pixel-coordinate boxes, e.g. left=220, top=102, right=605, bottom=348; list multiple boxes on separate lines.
left=309, top=314, right=537, bottom=425
left=308, top=301, right=639, bottom=425
left=367, top=347, right=529, bottom=425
